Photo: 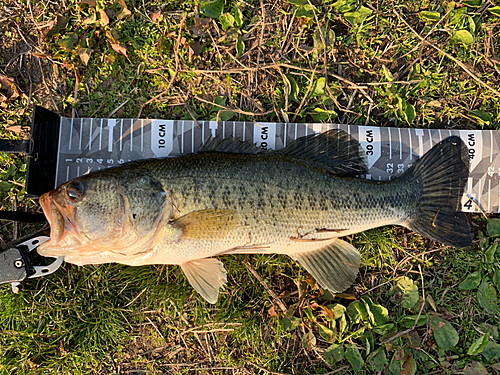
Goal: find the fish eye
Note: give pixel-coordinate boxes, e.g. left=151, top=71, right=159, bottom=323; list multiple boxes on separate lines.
left=66, top=180, right=84, bottom=201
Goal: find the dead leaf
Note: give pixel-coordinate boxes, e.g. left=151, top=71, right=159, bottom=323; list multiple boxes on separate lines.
left=436, top=321, right=446, bottom=330
left=400, top=356, right=414, bottom=375
left=40, top=20, right=56, bottom=43
left=78, top=47, right=92, bottom=66
left=151, top=9, right=161, bottom=22
left=98, top=8, right=109, bottom=26
left=104, top=54, right=116, bottom=65
left=117, top=0, right=132, bottom=21
left=116, top=108, right=125, bottom=118
left=188, top=41, right=203, bottom=56
left=268, top=306, right=278, bottom=317
left=42, top=15, right=70, bottom=42
left=110, top=42, right=128, bottom=57
left=0, top=75, right=20, bottom=100
left=78, top=0, right=96, bottom=7
left=6, top=126, right=22, bottom=133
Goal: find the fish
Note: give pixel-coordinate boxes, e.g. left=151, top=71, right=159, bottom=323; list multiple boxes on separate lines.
left=37, top=129, right=472, bottom=303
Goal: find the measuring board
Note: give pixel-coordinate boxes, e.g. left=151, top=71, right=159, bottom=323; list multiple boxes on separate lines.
left=26, top=107, right=499, bottom=213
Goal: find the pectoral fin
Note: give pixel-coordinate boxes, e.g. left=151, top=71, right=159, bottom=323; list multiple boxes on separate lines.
left=293, top=238, right=361, bottom=293
left=180, top=258, right=228, bottom=303
left=172, top=209, right=237, bottom=240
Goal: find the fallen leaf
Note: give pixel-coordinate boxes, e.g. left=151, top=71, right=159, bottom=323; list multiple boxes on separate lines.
left=98, top=8, right=109, bottom=26
left=110, top=42, right=128, bottom=57
left=268, top=306, right=277, bottom=317
left=78, top=0, right=96, bottom=7
left=104, top=54, right=116, bottom=65
left=188, top=41, right=203, bottom=56
left=0, top=75, right=20, bottom=99
left=117, top=0, right=132, bottom=21
left=78, top=48, right=92, bottom=66
left=6, top=126, right=22, bottom=133
left=151, top=9, right=161, bottom=22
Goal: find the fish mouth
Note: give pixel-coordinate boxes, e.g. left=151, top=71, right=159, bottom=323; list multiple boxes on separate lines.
left=40, top=192, right=64, bottom=243
left=38, top=192, right=81, bottom=255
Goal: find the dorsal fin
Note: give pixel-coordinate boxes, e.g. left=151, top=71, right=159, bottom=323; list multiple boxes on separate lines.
left=278, top=129, right=368, bottom=176
left=199, top=135, right=270, bottom=154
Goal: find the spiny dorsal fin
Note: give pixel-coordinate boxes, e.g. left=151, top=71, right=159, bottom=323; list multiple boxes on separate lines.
left=171, top=209, right=238, bottom=240
left=293, top=238, right=361, bottom=293
left=279, top=129, right=368, bottom=176
left=181, top=258, right=227, bottom=303
left=199, top=135, right=271, bottom=154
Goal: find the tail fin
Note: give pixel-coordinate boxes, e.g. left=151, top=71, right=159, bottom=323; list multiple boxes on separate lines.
left=405, top=136, right=472, bottom=248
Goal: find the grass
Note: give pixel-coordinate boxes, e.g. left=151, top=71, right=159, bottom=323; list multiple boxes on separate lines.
left=1, top=0, right=500, bottom=373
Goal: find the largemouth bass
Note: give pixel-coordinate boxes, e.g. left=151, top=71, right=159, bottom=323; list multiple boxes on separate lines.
left=38, top=130, right=471, bottom=303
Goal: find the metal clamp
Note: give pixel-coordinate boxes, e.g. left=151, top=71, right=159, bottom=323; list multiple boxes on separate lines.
left=0, top=236, right=64, bottom=293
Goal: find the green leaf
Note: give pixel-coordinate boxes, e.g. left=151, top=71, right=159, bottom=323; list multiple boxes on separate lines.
left=490, top=6, right=500, bottom=17
left=464, top=0, right=483, bottom=7
left=302, top=330, right=316, bottom=349
left=233, top=7, right=243, bottom=27
left=282, top=316, right=301, bottom=331
left=399, top=314, right=428, bottom=328
left=219, top=13, right=234, bottom=30
left=58, top=32, right=79, bottom=50
left=318, top=323, right=334, bottom=342
left=405, top=103, right=416, bottom=124
left=288, top=0, right=307, bottom=4
left=328, top=303, right=346, bottom=319
left=493, top=269, right=500, bottom=292
left=396, top=276, right=419, bottom=309
left=480, top=323, right=499, bottom=341
left=484, top=243, right=497, bottom=263
left=361, top=296, right=389, bottom=325
left=236, top=35, right=245, bottom=57
left=487, top=218, right=500, bottom=237
left=45, top=15, right=71, bottom=40
left=464, top=361, right=489, bottom=375
left=310, top=108, right=337, bottom=122
left=332, top=0, right=357, bottom=13
left=368, top=347, right=387, bottom=372
left=219, top=110, right=234, bottom=121
left=477, top=280, right=498, bottom=314
left=482, top=341, right=500, bottom=362
left=419, top=11, right=441, bottom=22
left=201, top=0, right=224, bottom=19
left=345, top=344, right=364, bottom=372
left=325, top=344, right=345, bottom=365
left=459, top=271, right=482, bottom=290
left=471, top=110, right=493, bottom=126
left=381, top=65, right=393, bottom=81
left=285, top=74, right=300, bottom=103
left=0, top=181, right=13, bottom=191
left=344, top=6, right=372, bottom=26
left=468, top=333, right=490, bottom=355
left=295, top=4, right=316, bottom=20
left=451, top=29, right=474, bottom=45
left=308, top=77, right=325, bottom=98
left=429, top=316, right=459, bottom=351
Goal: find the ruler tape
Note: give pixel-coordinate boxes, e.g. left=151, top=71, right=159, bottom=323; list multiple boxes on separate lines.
left=55, top=117, right=497, bottom=213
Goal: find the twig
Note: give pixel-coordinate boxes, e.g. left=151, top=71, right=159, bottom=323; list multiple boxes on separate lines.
left=291, top=66, right=317, bottom=123
left=246, top=361, right=292, bottom=375
left=169, top=299, right=209, bottom=357
left=193, top=95, right=273, bottom=117
left=242, top=259, right=287, bottom=312
left=394, top=10, right=500, bottom=99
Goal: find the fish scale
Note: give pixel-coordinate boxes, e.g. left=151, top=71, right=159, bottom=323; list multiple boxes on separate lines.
left=38, top=130, right=471, bottom=303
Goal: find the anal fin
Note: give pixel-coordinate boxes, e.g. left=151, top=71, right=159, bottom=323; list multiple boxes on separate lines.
left=293, top=238, right=361, bottom=293
left=180, top=258, right=228, bottom=303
